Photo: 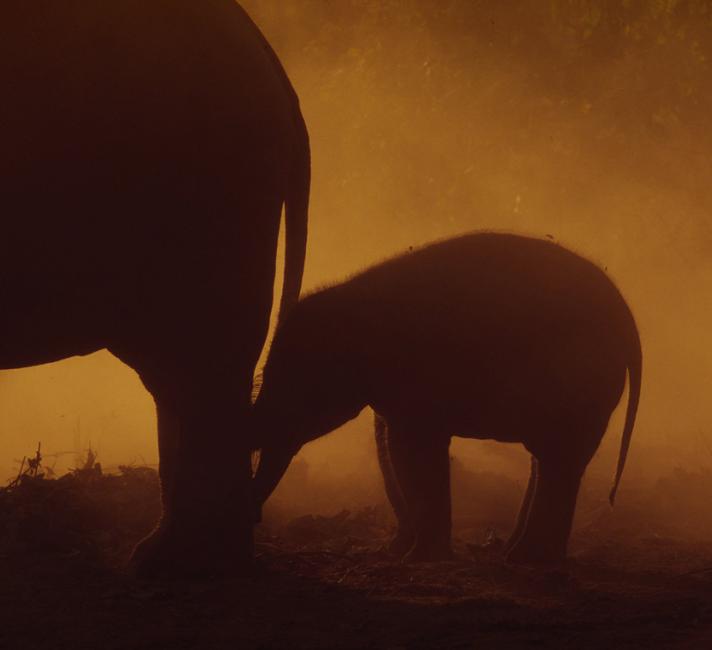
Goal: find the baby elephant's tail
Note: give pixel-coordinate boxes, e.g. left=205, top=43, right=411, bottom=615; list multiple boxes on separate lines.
left=609, top=309, right=642, bottom=505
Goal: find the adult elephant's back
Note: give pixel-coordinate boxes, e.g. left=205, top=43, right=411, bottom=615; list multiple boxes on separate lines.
left=0, top=1, right=309, bottom=575
left=1, top=0, right=308, bottom=365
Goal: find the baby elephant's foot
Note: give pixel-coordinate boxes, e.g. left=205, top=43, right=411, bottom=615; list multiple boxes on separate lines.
left=383, top=530, right=416, bottom=558
left=505, top=541, right=566, bottom=566
left=403, top=540, right=453, bottom=563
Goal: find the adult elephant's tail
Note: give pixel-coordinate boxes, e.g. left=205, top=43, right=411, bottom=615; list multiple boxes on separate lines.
left=609, top=305, right=642, bottom=505
left=233, top=3, right=310, bottom=323
left=278, top=106, right=310, bottom=324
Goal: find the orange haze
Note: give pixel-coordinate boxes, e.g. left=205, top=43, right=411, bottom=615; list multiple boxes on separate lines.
left=2, top=2, right=712, bottom=535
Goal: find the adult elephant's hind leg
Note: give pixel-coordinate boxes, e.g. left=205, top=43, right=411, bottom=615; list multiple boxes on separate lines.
left=126, top=360, right=256, bottom=578
left=155, top=402, right=180, bottom=508
left=112, top=194, right=282, bottom=577
left=128, top=400, right=180, bottom=571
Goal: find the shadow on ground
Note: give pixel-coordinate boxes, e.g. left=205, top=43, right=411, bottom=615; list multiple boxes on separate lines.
left=1, top=464, right=712, bottom=649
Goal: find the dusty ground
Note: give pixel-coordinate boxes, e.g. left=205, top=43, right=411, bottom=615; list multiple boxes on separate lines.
left=1, top=465, right=712, bottom=649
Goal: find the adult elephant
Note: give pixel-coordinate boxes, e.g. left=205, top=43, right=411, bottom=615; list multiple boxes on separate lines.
left=0, top=1, right=309, bottom=576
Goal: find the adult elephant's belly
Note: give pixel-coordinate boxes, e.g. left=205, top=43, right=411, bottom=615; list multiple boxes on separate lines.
left=0, top=230, right=139, bottom=369
left=0, top=304, right=107, bottom=370
left=0, top=0, right=295, bottom=369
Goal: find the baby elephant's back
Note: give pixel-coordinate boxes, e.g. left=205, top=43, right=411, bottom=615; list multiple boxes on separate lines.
left=355, top=233, right=636, bottom=417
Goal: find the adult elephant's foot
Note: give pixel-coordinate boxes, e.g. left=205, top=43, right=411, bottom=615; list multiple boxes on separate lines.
left=130, top=528, right=173, bottom=578
left=130, top=524, right=254, bottom=579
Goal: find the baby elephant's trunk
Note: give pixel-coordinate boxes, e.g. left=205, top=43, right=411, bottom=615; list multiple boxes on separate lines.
left=251, top=445, right=296, bottom=522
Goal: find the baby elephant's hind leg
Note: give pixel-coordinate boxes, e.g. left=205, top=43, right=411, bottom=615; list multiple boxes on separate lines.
left=386, top=420, right=452, bottom=562
left=505, top=457, right=584, bottom=565
left=503, top=455, right=538, bottom=555
left=374, top=413, right=415, bottom=556
left=506, top=415, right=607, bottom=565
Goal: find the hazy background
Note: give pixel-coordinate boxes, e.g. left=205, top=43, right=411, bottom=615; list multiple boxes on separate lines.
left=2, top=1, right=712, bottom=534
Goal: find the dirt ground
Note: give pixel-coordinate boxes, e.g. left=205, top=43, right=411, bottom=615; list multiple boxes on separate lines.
left=2, top=465, right=712, bottom=650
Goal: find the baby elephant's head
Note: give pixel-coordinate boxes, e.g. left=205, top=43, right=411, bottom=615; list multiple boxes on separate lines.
left=249, top=292, right=367, bottom=515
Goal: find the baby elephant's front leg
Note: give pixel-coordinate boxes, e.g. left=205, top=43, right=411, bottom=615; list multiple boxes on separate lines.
left=375, top=413, right=415, bottom=555
left=386, top=421, right=453, bottom=562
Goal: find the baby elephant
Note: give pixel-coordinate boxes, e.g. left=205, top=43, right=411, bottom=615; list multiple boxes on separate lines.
left=252, top=232, right=641, bottom=564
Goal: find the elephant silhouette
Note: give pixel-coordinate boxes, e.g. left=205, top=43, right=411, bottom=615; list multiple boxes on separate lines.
left=252, top=233, right=641, bottom=565
left=1, top=1, right=309, bottom=576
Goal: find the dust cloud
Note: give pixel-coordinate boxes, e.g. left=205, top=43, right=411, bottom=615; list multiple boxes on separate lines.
left=3, top=1, right=712, bottom=539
